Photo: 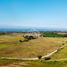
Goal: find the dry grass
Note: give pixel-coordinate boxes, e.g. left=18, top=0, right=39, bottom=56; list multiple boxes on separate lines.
left=51, top=45, right=67, bottom=59
left=0, top=33, right=67, bottom=58
left=0, top=60, right=67, bottom=67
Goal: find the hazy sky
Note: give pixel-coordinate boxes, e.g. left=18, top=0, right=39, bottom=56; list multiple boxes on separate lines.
left=0, top=0, right=67, bottom=28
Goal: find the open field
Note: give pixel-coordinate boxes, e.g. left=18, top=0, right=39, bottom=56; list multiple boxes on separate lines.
left=50, top=45, right=67, bottom=60
left=0, top=33, right=67, bottom=67
left=0, top=59, right=67, bottom=67
left=0, top=33, right=67, bottom=58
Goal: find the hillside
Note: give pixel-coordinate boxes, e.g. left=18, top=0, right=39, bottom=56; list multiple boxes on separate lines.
left=0, top=33, right=66, bottom=58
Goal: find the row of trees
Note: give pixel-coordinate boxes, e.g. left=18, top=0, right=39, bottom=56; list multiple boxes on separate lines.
left=42, top=32, right=67, bottom=37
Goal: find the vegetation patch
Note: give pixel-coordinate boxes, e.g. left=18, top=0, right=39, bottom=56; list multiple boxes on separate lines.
left=42, top=32, right=67, bottom=37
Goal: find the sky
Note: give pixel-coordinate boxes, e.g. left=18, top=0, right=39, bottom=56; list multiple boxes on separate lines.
left=0, top=0, right=67, bottom=29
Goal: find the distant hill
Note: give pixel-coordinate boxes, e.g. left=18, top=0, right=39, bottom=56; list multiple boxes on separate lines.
left=0, top=27, right=67, bottom=32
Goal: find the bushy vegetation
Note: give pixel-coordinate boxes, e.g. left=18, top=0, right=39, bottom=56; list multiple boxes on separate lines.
left=42, top=32, right=67, bottom=37
left=19, top=40, right=23, bottom=42
left=0, top=33, right=6, bottom=35
left=45, top=57, right=51, bottom=60
left=24, top=35, right=36, bottom=40
left=37, top=55, right=42, bottom=59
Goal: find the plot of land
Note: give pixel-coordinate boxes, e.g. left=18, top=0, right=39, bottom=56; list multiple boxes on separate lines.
left=0, top=33, right=67, bottom=67
left=0, top=33, right=67, bottom=58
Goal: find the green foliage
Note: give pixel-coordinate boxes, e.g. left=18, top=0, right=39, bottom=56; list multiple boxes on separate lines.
left=42, top=32, right=65, bottom=37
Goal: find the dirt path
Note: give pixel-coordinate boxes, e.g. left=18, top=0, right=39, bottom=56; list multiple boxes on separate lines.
left=42, top=44, right=67, bottom=59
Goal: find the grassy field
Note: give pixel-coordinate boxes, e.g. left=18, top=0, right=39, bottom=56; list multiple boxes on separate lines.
left=26, top=60, right=67, bottom=67
left=50, top=45, right=67, bottom=60
left=0, top=33, right=66, bottom=58
left=0, top=59, right=67, bottom=67
left=0, top=33, right=67, bottom=66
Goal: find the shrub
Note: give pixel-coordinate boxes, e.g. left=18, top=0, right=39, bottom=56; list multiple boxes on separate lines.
left=45, top=57, right=51, bottom=60
left=42, top=32, right=64, bottom=37
left=37, top=55, right=42, bottom=59
left=62, top=43, right=64, bottom=45
left=64, top=34, right=67, bottom=37
left=19, top=40, right=23, bottom=42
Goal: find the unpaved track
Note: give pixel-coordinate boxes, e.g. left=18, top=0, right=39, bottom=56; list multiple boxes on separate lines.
left=42, top=44, right=67, bottom=58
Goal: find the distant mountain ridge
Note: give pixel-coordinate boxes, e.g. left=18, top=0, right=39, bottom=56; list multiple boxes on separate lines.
left=0, top=27, right=67, bottom=32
